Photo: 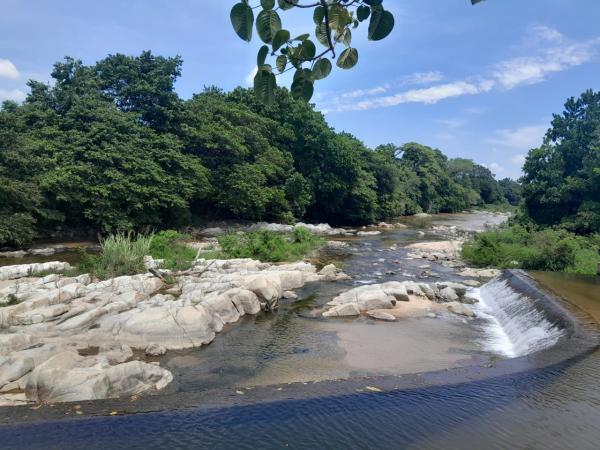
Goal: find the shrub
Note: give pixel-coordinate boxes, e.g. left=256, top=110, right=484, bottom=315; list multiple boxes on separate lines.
left=149, top=230, right=198, bottom=270
left=217, top=228, right=324, bottom=262
left=462, top=226, right=599, bottom=275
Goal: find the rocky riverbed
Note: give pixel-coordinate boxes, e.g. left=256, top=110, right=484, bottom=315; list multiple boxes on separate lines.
left=0, top=212, right=508, bottom=408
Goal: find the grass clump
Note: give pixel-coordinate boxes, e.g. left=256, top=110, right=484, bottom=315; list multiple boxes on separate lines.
left=148, top=230, right=198, bottom=271
left=217, top=227, right=325, bottom=262
left=79, top=232, right=151, bottom=279
left=462, top=225, right=599, bottom=275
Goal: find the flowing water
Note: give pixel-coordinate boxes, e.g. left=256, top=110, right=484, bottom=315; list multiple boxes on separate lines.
left=1, top=212, right=599, bottom=449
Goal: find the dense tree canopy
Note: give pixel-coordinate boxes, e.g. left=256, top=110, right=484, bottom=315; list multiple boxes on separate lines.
left=0, top=52, right=511, bottom=246
left=521, top=90, right=600, bottom=234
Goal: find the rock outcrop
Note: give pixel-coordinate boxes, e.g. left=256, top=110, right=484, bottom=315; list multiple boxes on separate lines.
left=0, top=258, right=347, bottom=405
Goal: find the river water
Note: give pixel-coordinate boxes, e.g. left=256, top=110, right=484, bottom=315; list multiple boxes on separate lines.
left=1, top=212, right=599, bottom=449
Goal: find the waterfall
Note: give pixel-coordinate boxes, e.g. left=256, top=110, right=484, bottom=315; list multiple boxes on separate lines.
left=471, top=278, right=565, bottom=358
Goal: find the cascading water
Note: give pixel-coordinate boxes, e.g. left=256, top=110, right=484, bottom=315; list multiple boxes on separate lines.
left=471, top=278, right=565, bottom=358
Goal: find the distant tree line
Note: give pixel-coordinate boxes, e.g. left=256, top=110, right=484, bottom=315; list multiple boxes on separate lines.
left=0, top=52, right=518, bottom=246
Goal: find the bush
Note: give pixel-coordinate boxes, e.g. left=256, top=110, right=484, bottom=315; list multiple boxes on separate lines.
left=80, top=232, right=151, bottom=279
left=462, top=225, right=599, bottom=274
left=149, top=230, right=198, bottom=270
left=217, top=227, right=324, bottom=262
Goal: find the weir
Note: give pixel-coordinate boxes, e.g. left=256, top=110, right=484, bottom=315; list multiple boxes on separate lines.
left=473, top=270, right=575, bottom=358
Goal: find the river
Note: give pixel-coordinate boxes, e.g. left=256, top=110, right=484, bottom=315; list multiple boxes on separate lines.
left=1, top=212, right=599, bottom=449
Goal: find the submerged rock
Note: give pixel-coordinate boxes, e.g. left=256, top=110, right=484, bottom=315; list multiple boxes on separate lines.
left=367, top=311, right=397, bottom=322
left=447, top=302, right=476, bottom=318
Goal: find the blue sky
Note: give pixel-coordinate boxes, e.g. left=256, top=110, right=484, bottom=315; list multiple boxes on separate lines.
left=1, top=0, right=599, bottom=179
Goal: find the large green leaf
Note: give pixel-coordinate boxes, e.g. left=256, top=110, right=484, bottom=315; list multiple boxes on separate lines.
left=336, top=48, right=358, bottom=69
left=313, top=6, right=325, bottom=25
left=272, top=29, right=290, bottom=51
left=261, top=0, right=275, bottom=10
left=368, top=7, right=394, bottom=41
left=257, top=45, right=269, bottom=66
left=278, top=0, right=298, bottom=10
left=291, top=74, right=314, bottom=102
left=315, top=22, right=329, bottom=47
left=254, top=67, right=277, bottom=105
left=230, top=2, right=254, bottom=42
left=276, top=54, right=288, bottom=73
left=356, top=5, right=370, bottom=22
left=471, top=0, right=486, bottom=4
left=311, top=58, right=332, bottom=80
left=256, top=10, right=282, bottom=44
left=300, top=39, right=316, bottom=59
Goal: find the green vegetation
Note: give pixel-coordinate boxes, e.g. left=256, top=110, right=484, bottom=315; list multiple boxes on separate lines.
left=230, top=0, right=396, bottom=104
left=463, top=90, right=600, bottom=275
left=217, top=227, right=325, bottom=262
left=1, top=294, right=20, bottom=307
left=229, top=1, right=485, bottom=105
left=148, top=230, right=198, bottom=271
left=462, top=226, right=599, bottom=274
left=79, top=233, right=151, bottom=279
left=0, top=52, right=514, bottom=248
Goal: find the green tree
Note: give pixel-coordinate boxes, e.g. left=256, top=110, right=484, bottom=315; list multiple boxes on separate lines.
left=522, top=90, right=600, bottom=233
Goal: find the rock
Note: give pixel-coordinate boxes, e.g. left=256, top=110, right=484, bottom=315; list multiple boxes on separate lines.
left=0, top=251, right=27, bottom=259
left=417, top=231, right=426, bottom=237
left=200, top=227, right=226, bottom=237
left=426, top=313, right=437, bottom=318
left=29, top=248, right=56, bottom=256
left=357, top=231, right=381, bottom=236
left=322, top=303, right=361, bottom=317
left=367, top=311, right=397, bottom=321
left=458, top=268, right=501, bottom=278
left=326, top=240, right=350, bottom=249
left=25, top=351, right=173, bottom=403
left=145, top=343, right=167, bottom=357
left=462, top=279, right=481, bottom=287
left=461, top=296, right=479, bottom=305
left=0, top=262, right=72, bottom=282
left=439, top=287, right=459, bottom=302
left=98, top=343, right=133, bottom=364
left=447, top=302, right=476, bottom=318
left=318, top=264, right=351, bottom=282
left=325, top=282, right=411, bottom=317
left=282, top=291, right=298, bottom=300
left=415, top=213, right=431, bottom=218
left=436, top=282, right=468, bottom=297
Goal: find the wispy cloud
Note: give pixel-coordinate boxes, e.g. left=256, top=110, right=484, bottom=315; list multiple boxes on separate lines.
left=511, top=154, right=526, bottom=166
left=320, top=26, right=598, bottom=113
left=401, top=71, right=444, bottom=85
left=486, top=124, right=547, bottom=149
left=0, top=88, right=26, bottom=102
left=0, top=59, right=19, bottom=79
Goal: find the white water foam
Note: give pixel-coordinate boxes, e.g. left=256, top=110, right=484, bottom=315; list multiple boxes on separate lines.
left=471, top=279, right=564, bottom=358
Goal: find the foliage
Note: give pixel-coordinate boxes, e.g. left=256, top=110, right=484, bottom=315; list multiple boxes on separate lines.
left=149, top=230, right=198, bottom=270
left=0, top=53, right=513, bottom=243
left=462, top=225, right=599, bottom=275
left=521, top=90, right=600, bottom=234
left=217, top=227, right=325, bottom=262
left=79, top=232, right=152, bottom=279
left=230, top=0, right=396, bottom=104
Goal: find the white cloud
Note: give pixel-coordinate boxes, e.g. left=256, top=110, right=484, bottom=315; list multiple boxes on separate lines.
left=0, top=88, right=26, bottom=102
left=487, top=125, right=547, bottom=149
left=319, top=26, right=599, bottom=113
left=511, top=154, right=526, bottom=166
left=531, top=25, right=565, bottom=43
left=0, top=59, right=19, bottom=79
left=244, top=66, right=257, bottom=87
left=401, top=71, right=444, bottom=85
left=338, top=81, right=490, bottom=111
left=343, top=84, right=389, bottom=99
left=493, top=42, right=596, bottom=90
left=486, top=162, right=504, bottom=175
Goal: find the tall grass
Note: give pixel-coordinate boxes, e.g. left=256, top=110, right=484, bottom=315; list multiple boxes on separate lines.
left=149, top=230, right=198, bottom=270
left=80, top=232, right=152, bottom=279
